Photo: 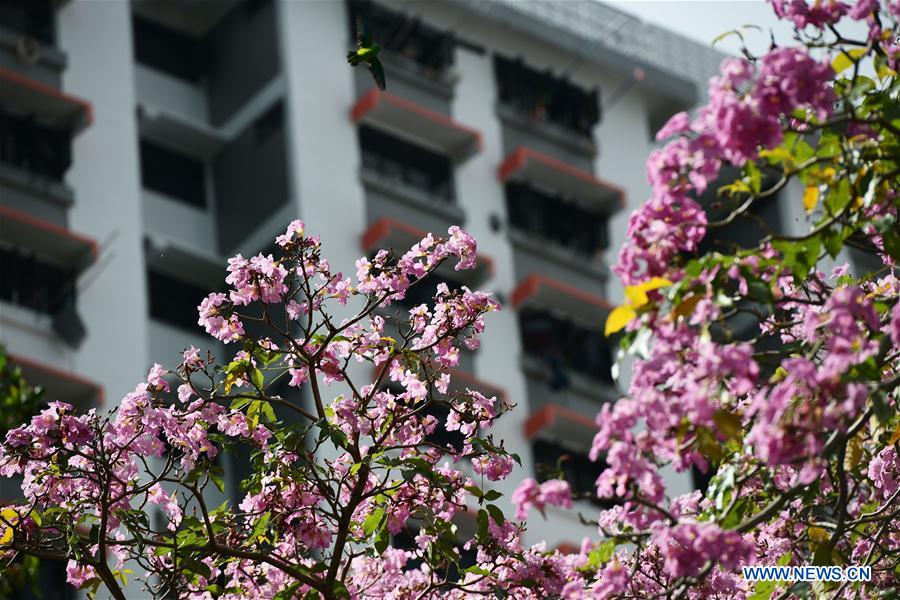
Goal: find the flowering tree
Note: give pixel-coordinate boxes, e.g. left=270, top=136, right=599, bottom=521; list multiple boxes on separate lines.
left=1, top=1, right=899, bottom=598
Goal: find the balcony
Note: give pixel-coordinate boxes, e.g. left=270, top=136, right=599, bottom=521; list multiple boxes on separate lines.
left=0, top=68, right=91, bottom=134
left=348, top=0, right=457, bottom=113
left=499, top=147, right=624, bottom=214
left=0, top=206, right=97, bottom=272
left=351, top=90, right=480, bottom=164
left=511, top=273, right=612, bottom=325
left=132, top=0, right=281, bottom=128
left=0, top=24, right=67, bottom=88
left=8, top=352, right=102, bottom=408
left=494, top=54, right=599, bottom=139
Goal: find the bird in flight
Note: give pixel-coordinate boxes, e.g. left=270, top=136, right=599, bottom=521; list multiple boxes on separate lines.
left=347, top=17, right=386, bottom=90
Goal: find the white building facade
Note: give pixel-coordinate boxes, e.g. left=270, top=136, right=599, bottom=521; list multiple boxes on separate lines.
left=0, top=0, right=736, bottom=593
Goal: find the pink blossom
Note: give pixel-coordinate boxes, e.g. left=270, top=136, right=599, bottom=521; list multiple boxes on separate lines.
left=868, top=447, right=899, bottom=500
left=511, top=478, right=573, bottom=519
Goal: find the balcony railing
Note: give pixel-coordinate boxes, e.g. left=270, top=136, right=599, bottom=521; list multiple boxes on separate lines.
left=348, top=0, right=454, bottom=78
left=359, top=124, right=455, bottom=204
left=494, top=54, right=599, bottom=138
left=506, top=181, right=608, bottom=259
left=518, top=307, right=614, bottom=385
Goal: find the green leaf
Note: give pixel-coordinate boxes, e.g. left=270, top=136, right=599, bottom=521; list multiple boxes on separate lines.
left=476, top=509, right=489, bottom=540
left=179, top=556, right=211, bottom=580
left=245, top=511, right=271, bottom=546
left=274, top=582, right=301, bottom=600
left=486, top=503, right=505, bottom=526
left=748, top=580, right=776, bottom=600
left=250, top=368, right=265, bottom=391
left=483, top=490, right=502, bottom=502
left=374, top=522, right=390, bottom=554
left=363, top=508, right=385, bottom=537
left=824, top=178, right=850, bottom=215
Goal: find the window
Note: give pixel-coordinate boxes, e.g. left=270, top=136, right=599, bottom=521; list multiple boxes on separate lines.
left=506, top=181, right=608, bottom=258
left=519, top=308, right=613, bottom=384
left=349, top=0, right=454, bottom=75
left=0, top=246, right=74, bottom=315
left=395, top=272, right=462, bottom=310
left=139, top=139, right=207, bottom=208
left=146, top=269, right=210, bottom=332
left=132, top=15, right=206, bottom=83
left=6, top=557, right=74, bottom=600
left=0, top=0, right=55, bottom=45
left=532, top=439, right=615, bottom=507
left=392, top=525, right=476, bottom=580
left=694, top=167, right=783, bottom=255
left=0, top=109, right=72, bottom=181
left=359, top=126, right=454, bottom=203
left=253, top=102, right=283, bottom=146
left=422, top=402, right=465, bottom=454
left=494, top=54, right=599, bottom=137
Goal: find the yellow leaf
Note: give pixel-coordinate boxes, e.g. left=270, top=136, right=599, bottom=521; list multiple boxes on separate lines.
left=673, top=294, right=703, bottom=320
left=832, top=48, right=867, bottom=74
left=844, top=430, right=864, bottom=471
left=604, top=305, right=637, bottom=337
left=624, top=277, right=673, bottom=308
left=0, top=507, right=18, bottom=546
left=889, top=423, right=900, bottom=446
left=803, top=186, right=819, bottom=211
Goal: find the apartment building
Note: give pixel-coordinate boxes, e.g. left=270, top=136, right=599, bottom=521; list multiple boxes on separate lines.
left=0, top=0, right=733, bottom=592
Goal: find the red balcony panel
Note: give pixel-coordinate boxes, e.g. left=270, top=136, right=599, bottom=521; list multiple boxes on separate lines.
left=524, top=403, right=598, bottom=451
left=511, top=273, right=612, bottom=323
left=0, top=68, right=92, bottom=133
left=9, top=353, right=104, bottom=408
left=0, top=206, right=98, bottom=271
left=361, top=217, right=494, bottom=285
left=351, top=89, right=481, bottom=163
left=498, top=147, right=625, bottom=213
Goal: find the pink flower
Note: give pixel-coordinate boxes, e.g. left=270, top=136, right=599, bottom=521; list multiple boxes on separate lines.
left=511, top=478, right=573, bottom=519
left=147, top=363, right=169, bottom=392
left=655, top=111, right=691, bottom=140
left=653, top=522, right=755, bottom=578
left=472, top=454, right=515, bottom=481
left=198, top=293, right=244, bottom=343
left=868, top=447, right=899, bottom=500
left=889, top=302, right=900, bottom=348
left=770, top=0, right=849, bottom=29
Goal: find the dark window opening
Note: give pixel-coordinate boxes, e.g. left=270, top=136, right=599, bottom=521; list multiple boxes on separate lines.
left=349, top=0, right=454, bottom=75
left=253, top=101, right=283, bottom=146
left=132, top=15, right=206, bottom=83
left=0, top=246, right=75, bottom=316
left=0, top=109, right=72, bottom=181
left=0, top=0, right=55, bottom=45
left=422, top=402, right=465, bottom=454
left=506, top=181, right=608, bottom=258
left=139, top=139, right=207, bottom=208
left=532, top=439, right=615, bottom=508
left=146, top=269, right=211, bottom=333
left=384, top=381, right=466, bottom=453
left=359, top=125, right=454, bottom=203
left=691, top=464, right=715, bottom=494
left=494, top=54, right=599, bottom=137
left=519, top=308, right=613, bottom=385
left=5, top=557, right=73, bottom=600
left=395, top=271, right=463, bottom=310
left=694, top=167, right=783, bottom=256
left=392, top=525, right=476, bottom=581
